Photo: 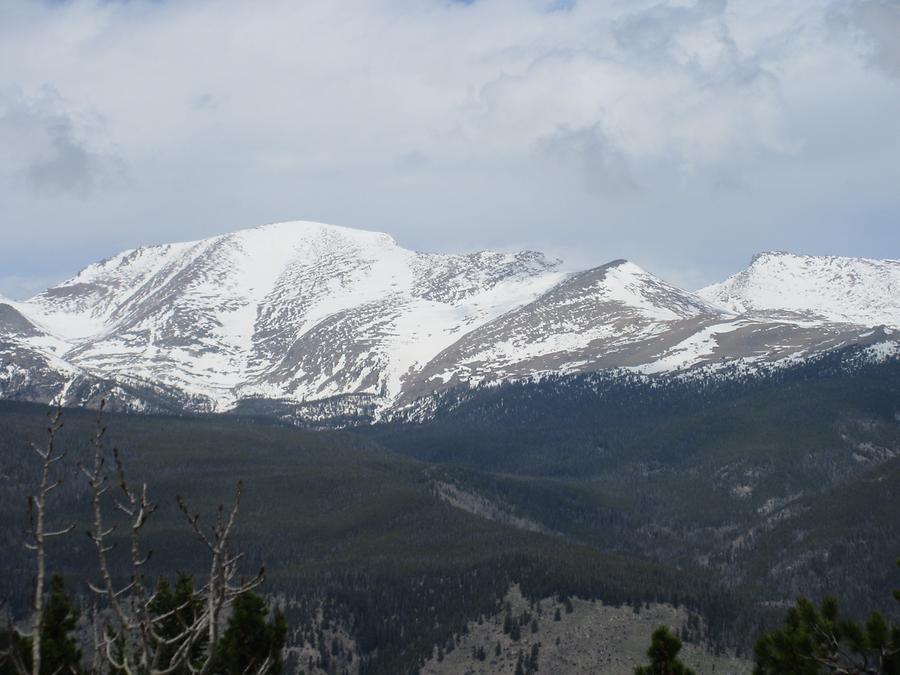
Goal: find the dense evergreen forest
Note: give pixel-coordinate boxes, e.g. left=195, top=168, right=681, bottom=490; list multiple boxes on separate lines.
left=363, top=346, right=900, bottom=620
left=1, top=345, right=898, bottom=672
left=0, top=402, right=757, bottom=673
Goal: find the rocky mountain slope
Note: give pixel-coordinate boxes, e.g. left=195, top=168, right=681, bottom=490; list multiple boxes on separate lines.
left=1, top=222, right=897, bottom=421
left=420, top=586, right=751, bottom=675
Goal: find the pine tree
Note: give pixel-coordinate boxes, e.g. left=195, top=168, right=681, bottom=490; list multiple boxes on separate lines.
left=634, top=626, right=696, bottom=675
left=40, top=575, right=82, bottom=675
left=514, top=650, right=525, bottom=675
left=1, top=574, right=82, bottom=675
left=148, top=574, right=205, bottom=674
left=213, top=592, right=287, bottom=674
left=754, top=562, right=900, bottom=675
left=529, top=642, right=540, bottom=671
left=0, top=629, right=26, bottom=675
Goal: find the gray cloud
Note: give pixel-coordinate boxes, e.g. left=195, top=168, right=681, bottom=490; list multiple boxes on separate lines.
left=191, top=93, right=216, bottom=110
left=0, top=0, right=897, bottom=298
left=26, top=119, right=104, bottom=195
left=395, top=151, right=430, bottom=171
left=538, top=124, right=640, bottom=197
left=849, top=0, right=900, bottom=77
left=0, top=86, right=126, bottom=197
left=613, top=0, right=728, bottom=60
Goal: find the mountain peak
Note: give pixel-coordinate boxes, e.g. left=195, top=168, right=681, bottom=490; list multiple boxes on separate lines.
left=3, top=228, right=898, bottom=420
left=247, top=220, right=399, bottom=247
left=749, top=250, right=790, bottom=264
left=748, top=250, right=899, bottom=267
left=700, top=252, right=900, bottom=327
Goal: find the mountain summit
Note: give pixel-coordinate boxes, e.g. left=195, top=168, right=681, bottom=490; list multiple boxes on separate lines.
left=1, top=223, right=897, bottom=421
left=698, top=251, right=900, bottom=327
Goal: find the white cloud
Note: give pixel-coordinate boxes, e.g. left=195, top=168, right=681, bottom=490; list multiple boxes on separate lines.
left=0, top=0, right=897, bottom=294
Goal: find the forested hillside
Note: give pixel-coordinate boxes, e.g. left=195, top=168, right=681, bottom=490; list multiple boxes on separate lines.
left=0, top=402, right=757, bottom=674
left=363, top=347, right=900, bottom=621
left=1, top=347, right=898, bottom=672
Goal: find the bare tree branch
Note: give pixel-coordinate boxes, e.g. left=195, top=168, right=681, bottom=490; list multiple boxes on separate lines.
left=79, top=401, right=268, bottom=675
left=20, top=400, right=74, bottom=675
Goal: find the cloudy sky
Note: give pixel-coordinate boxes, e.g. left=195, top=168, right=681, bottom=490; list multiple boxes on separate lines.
left=1, top=0, right=898, bottom=298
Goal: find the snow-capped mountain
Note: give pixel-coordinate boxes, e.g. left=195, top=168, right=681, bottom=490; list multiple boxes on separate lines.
left=698, top=251, right=900, bottom=327
left=2, top=222, right=565, bottom=414
left=403, top=260, right=722, bottom=399
left=1, top=222, right=897, bottom=422
left=404, top=254, right=894, bottom=398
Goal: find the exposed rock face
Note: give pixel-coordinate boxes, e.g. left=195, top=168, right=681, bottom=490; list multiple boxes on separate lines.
left=1, top=222, right=897, bottom=421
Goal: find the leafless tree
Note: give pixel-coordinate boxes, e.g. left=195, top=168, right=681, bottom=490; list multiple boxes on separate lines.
left=0, top=402, right=76, bottom=675
left=176, top=482, right=267, bottom=674
left=82, top=400, right=266, bottom=675
left=3, top=398, right=272, bottom=675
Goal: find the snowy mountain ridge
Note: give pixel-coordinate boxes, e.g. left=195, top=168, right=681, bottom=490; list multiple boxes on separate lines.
left=698, top=251, right=900, bottom=328
left=1, top=221, right=897, bottom=422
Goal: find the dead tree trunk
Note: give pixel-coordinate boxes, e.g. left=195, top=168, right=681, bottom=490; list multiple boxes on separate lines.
left=22, top=403, right=75, bottom=675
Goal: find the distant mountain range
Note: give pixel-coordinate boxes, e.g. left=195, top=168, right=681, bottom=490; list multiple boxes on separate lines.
left=1, top=221, right=897, bottom=421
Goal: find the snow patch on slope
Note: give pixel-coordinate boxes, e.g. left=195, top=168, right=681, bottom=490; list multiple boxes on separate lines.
left=635, top=319, right=750, bottom=374
left=604, top=262, right=719, bottom=320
